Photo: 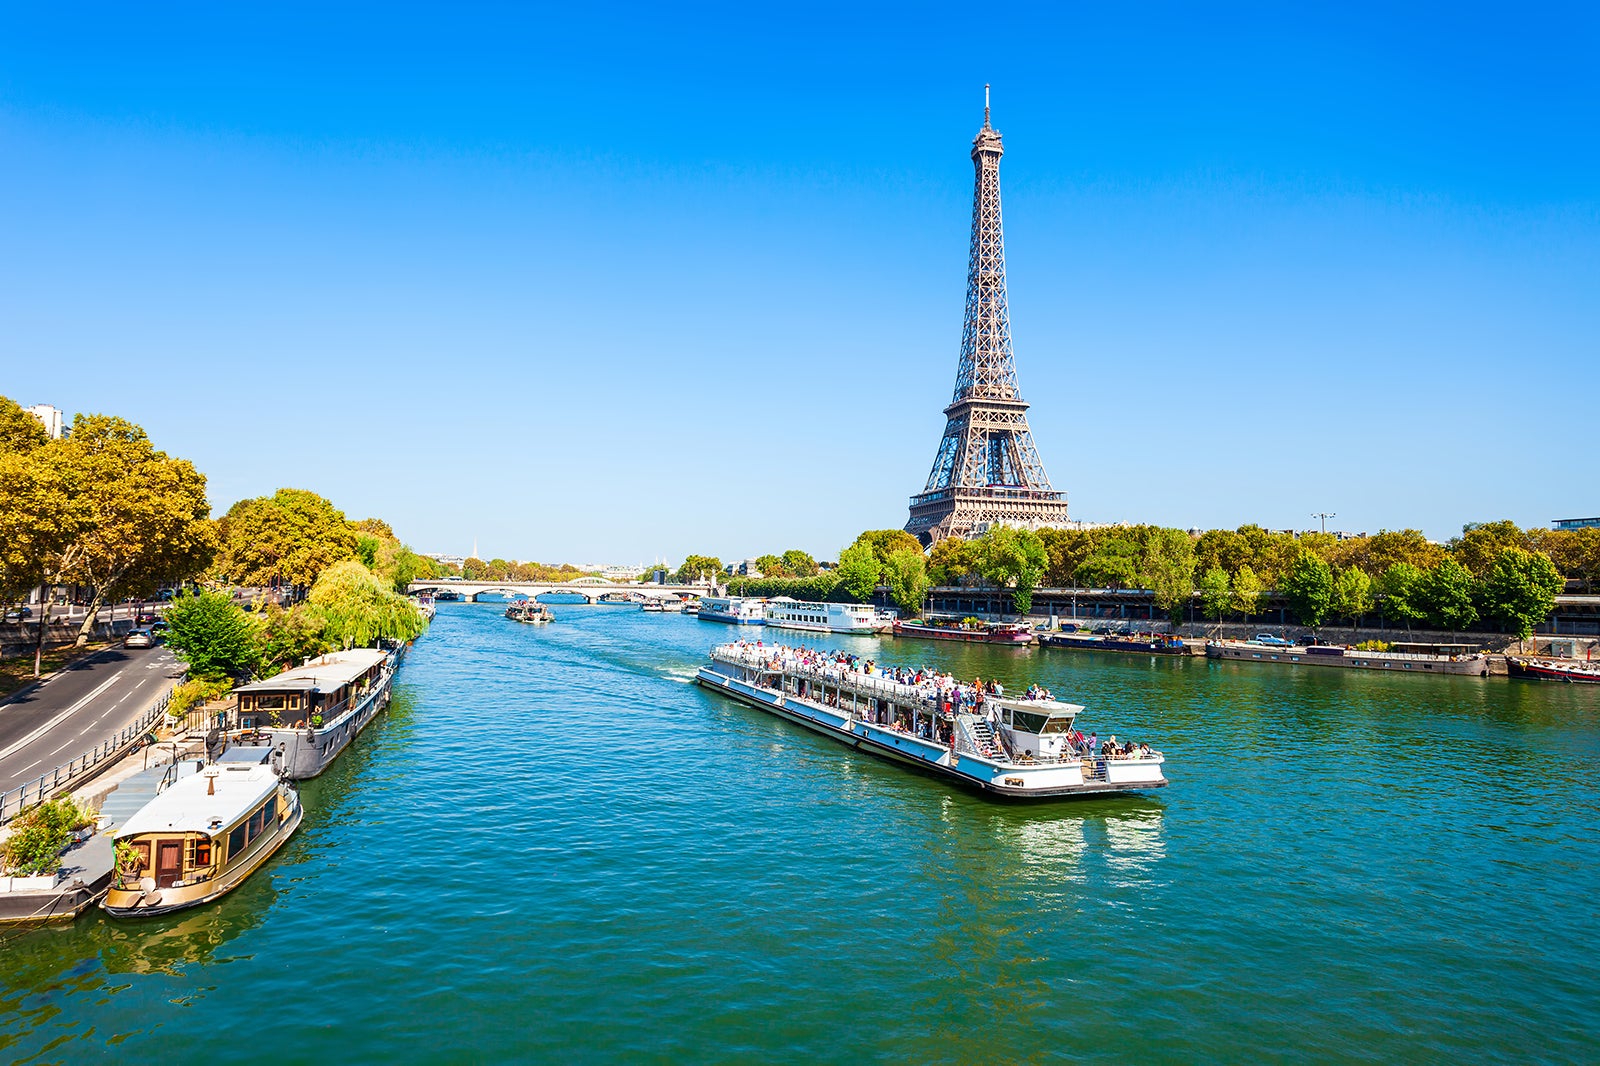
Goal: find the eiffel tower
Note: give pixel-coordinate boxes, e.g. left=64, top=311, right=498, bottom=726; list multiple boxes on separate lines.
left=906, top=88, right=1069, bottom=546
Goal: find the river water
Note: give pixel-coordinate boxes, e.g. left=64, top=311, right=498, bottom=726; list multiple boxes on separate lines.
left=3, top=602, right=1597, bottom=1063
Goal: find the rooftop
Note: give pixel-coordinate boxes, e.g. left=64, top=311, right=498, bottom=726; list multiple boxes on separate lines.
left=234, top=647, right=388, bottom=694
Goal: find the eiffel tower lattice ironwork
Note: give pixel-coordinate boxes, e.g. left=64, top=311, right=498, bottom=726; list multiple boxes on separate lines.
left=906, top=88, right=1069, bottom=546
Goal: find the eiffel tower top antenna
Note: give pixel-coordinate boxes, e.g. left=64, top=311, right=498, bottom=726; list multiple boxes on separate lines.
left=984, top=83, right=990, bottom=127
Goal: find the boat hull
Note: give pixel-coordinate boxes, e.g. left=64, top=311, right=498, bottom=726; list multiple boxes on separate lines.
left=259, top=658, right=398, bottom=779
left=103, top=802, right=304, bottom=919
left=695, top=666, right=1162, bottom=800
left=1506, top=656, right=1600, bottom=683
left=1040, top=634, right=1189, bottom=655
left=1206, top=642, right=1490, bottom=676
left=893, top=622, right=1034, bottom=645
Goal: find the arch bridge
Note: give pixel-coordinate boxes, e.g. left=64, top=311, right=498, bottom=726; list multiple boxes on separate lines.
left=408, top=579, right=715, bottom=605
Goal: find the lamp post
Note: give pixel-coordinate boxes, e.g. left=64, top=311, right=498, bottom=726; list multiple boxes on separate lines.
left=1312, top=512, right=1337, bottom=535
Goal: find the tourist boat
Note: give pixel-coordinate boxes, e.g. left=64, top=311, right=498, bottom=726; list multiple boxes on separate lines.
left=103, top=745, right=303, bottom=919
left=1205, top=640, right=1489, bottom=676
left=230, top=647, right=400, bottom=778
left=409, top=593, right=436, bottom=621
left=506, top=600, right=554, bottom=624
left=682, top=601, right=701, bottom=615
left=1505, top=656, right=1600, bottom=684
left=642, top=598, right=684, bottom=614
left=696, top=643, right=1166, bottom=798
left=893, top=618, right=1035, bottom=645
left=698, top=596, right=766, bottom=625
left=764, top=598, right=880, bottom=635
left=1040, top=631, right=1189, bottom=655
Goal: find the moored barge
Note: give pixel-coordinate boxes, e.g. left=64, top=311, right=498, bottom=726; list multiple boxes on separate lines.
left=1040, top=631, right=1189, bottom=655
left=1505, top=656, right=1600, bottom=684
left=230, top=647, right=400, bottom=779
left=893, top=618, right=1035, bottom=645
left=1206, top=639, right=1489, bottom=676
left=695, top=642, right=1166, bottom=799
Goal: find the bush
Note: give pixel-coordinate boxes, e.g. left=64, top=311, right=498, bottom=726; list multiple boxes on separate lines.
left=1353, top=639, right=1392, bottom=652
left=167, top=676, right=235, bottom=718
left=1, top=796, right=93, bottom=876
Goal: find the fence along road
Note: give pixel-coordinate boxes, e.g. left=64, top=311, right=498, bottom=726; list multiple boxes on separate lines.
left=0, top=645, right=183, bottom=808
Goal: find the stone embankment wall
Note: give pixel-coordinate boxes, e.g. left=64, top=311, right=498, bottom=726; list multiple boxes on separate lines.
left=0, top=619, right=135, bottom=658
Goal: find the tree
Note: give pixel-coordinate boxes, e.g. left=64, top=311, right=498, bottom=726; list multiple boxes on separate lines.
left=780, top=549, right=819, bottom=577
left=676, top=555, right=722, bottom=584
left=977, top=527, right=1048, bottom=614
left=1199, top=567, right=1231, bottom=629
left=1376, top=563, right=1426, bottom=632
left=1138, top=527, right=1197, bottom=622
left=307, top=560, right=429, bottom=649
left=215, top=488, right=359, bottom=590
left=1449, top=520, right=1529, bottom=577
left=1356, top=529, right=1443, bottom=575
left=163, top=589, right=261, bottom=680
left=1194, top=529, right=1251, bottom=577
left=1281, top=550, right=1334, bottom=632
left=461, top=556, right=491, bottom=580
left=1478, top=547, right=1563, bottom=640
left=884, top=548, right=931, bottom=617
left=850, top=530, right=924, bottom=570
left=1076, top=537, right=1139, bottom=589
left=1038, top=527, right=1096, bottom=587
left=1332, top=567, right=1373, bottom=626
left=256, top=604, right=333, bottom=675
left=834, top=543, right=881, bottom=602
left=754, top=554, right=788, bottom=578
left=1417, top=559, right=1478, bottom=632
left=352, top=517, right=396, bottom=539
left=1231, top=565, right=1263, bottom=622
left=38, top=415, right=215, bottom=645
left=0, top=396, right=48, bottom=454
left=927, top=536, right=982, bottom=587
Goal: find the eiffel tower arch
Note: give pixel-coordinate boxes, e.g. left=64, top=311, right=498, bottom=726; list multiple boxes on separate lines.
left=906, top=88, right=1070, bottom=547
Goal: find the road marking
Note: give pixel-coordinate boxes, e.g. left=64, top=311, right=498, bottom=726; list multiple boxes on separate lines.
left=0, top=673, right=123, bottom=763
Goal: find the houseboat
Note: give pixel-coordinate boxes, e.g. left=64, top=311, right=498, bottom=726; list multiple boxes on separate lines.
left=893, top=618, right=1035, bottom=645
left=1206, top=640, right=1490, bottom=676
left=1040, top=631, right=1190, bottom=655
left=506, top=600, right=555, bottom=624
left=695, top=642, right=1167, bottom=799
left=1505, top=656, right=1600, bottom=684
left=764, top=598, right=881, bottom=635
left=698, top=597, right=767, bottom=625
left=230, top=646, right=399, bottom=779
left=642, top=598, right=685, bottom=614
left=103, top=745, right=302, bottom=918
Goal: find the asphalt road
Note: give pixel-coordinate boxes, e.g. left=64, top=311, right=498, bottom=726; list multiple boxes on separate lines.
left=0, top=644, right=182, bottom=795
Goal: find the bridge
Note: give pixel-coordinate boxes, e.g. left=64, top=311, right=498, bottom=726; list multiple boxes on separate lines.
left=408, top=578, right=717, bottom=605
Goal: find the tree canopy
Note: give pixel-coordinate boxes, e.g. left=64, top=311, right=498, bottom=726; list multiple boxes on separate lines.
left=307, top=560, right=429, bottom=649
left=215, top=488, right=358, bottom=589
left=1478, top=547, right=1564, bottom=640
left=162, top=589, right=261, bottom=680
left=1281, top=550, right=1334, bottom=631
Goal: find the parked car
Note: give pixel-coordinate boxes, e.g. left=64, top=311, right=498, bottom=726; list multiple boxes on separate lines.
left=3, top=605, right=33, bottom=622
left=149, top=619, right=169, bottom=633
left=124, top=629, right=155, bottom=648
left=1252, top=633, right=1294, bottom=646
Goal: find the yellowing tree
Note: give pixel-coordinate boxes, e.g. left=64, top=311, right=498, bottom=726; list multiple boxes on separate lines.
left=215, top=488, right=359, bottom=589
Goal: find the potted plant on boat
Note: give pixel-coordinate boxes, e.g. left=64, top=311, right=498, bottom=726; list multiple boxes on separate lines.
left=1, top=813, right=67, bottom=892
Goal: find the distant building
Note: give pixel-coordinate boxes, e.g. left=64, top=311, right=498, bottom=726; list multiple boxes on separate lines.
left=602, top=564, right=648, bottom=581
left=421, top=553, right=465, bottom=567
left=725, top=558, right=762, bottom=578
left=27, top=404, right=65, bottom=439
left=1554, top=517, right=1600, bottom=531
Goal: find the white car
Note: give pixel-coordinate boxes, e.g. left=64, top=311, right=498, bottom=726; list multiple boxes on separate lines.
left=124, top=629, right=155, bottom=648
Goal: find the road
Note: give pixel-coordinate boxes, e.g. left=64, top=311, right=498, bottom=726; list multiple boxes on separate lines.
left=0, top=644, right=182, bottom=795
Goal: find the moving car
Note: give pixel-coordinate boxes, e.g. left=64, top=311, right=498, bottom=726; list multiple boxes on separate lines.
left=124, top=629, right=155, bottom=648
left=3, top=605, right=33, bottom=622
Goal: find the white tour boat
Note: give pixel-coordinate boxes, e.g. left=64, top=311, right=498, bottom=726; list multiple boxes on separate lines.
left=764, top=598, right=880, bottom=635
left=696, top=642, right=1168, bottom=799
left=698, top=597, right=767, bottom=625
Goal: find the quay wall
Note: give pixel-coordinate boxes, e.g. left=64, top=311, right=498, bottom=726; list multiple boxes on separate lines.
left=0, top=619, right=135, bottom=658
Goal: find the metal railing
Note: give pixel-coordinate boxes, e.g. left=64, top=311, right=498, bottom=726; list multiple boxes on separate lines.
left=0, top=686, right=175, bottom=824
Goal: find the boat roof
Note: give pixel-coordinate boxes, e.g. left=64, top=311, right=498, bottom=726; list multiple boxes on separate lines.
left=992, top=696, right=1085, bottom=718
left=118, top=756, right=282, bottom=838
left=234, top=647, right=388, bottom=695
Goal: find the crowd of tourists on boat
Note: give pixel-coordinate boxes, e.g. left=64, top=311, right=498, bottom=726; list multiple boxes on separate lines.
left=722, top=640, right=1161, bottom=760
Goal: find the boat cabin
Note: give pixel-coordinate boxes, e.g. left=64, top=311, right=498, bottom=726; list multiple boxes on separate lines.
left=112, top=747, right=288, bottom=892
left=992, top=697, right=1084, bottom=760
left=232, top=648, right=390, bottom=729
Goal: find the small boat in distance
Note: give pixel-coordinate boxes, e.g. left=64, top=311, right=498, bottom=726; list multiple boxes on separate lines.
left=764, top=598, right=880, bottom=635
left=103, top=745, right=303, bottom=919
left=696, top=642, right=1167, bottom=799
left=1505, top=656, right=1600, bottom=684
left=1040, top=630, right=1189, bottom=655
left=506, top=600, right=555, bottom=624
left=893, top=618, right=1035, bottom=645
left=698, top=596, right=767, bottom=625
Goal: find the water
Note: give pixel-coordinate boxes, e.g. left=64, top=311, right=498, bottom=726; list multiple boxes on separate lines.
left=3, top=603, right=1597, bottom=1063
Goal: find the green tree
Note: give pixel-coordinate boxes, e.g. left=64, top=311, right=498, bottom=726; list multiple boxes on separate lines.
left=1478, top=547, right=1563, bottom=640
left=1354, top=529, right=1443, bottom=575
left=1076, top=535, right=1139, bottom=589
left=850, top=529, right=925, bottom=570
left=1376, top=563, right=1426, bottom=632
left=355, top=534, right=381, bottom=569
left=215, top=489, right=359, bottom=590
left=1231, top=565, right=1263, bottom=622
left=834, top=543, right=881, bottom=602
left=1038, top=527, right=1096, bottom=587
left=1194, top=528, right=1251, bottom=576
left=163, top=589, right=261, bottom=680
left=1199, top=567, right=1231, bottom=628
left=1417, top=558, right=1478, bottom=632
left=927, top=536, right=982, bottom=587
left=780, top=549, right=819, bottom=577
left=307, top=560, right=429, bottom=649
left=754, top=553, right=788, bottom=578
left=461, top=556, right=491, bottom=580
left=1332, top=567, right=1374, bottom=626
left=1281, top=550, right=1334, bottom=632
left=978, top=527, right=1048, bottom=614
left=884, top=548, right=930, bottom=617
left=1138, top=527, right=1197, bottom=622
left=256, top=604, right=333, bottom=675
left=1449, top=520, right=1529, bottom=577
left=675, top=555, right=723, bottom=584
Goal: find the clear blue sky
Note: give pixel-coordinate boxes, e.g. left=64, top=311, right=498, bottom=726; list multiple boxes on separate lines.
left=3, top=3, right=1596, bottom=564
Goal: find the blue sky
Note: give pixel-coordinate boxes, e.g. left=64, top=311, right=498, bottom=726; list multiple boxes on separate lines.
left=3, top=3, right=1596, bottom=563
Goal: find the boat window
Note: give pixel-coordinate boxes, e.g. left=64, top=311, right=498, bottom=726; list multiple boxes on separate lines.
left=1012, top=710, right=1049, bottom=734
left=1040, top=717, right=1074, bottom=734
left=229, top=822, right=247, bottom=858
left=194, top=839, right=213, bottom=866
left=256, top=695, right=288, bottom=711
left=132, top=840, right=151, bottom=871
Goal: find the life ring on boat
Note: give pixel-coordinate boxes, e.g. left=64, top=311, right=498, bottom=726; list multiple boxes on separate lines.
left=293, top=720, right=304, bottom=729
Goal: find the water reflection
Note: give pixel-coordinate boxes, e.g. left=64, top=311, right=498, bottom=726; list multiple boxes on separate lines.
left=99, top=891, right=265, bottom=976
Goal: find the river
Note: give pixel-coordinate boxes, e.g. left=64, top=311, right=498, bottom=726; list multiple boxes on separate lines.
left=2, top=602, right=1596, bottom=1062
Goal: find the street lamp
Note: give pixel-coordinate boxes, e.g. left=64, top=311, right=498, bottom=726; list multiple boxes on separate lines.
left=1312, top=512, right=1337, bottom=535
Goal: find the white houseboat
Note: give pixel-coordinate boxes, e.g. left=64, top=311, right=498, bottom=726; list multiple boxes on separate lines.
left=696, top=643, right=1167, bottom=799
left=230, top=647, right=399, bottom=779
left=103, top=745, right=302, bottom=918
left=764, top=598, right=881, bottom=635
left=698, top=597, right=767, bottom=625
